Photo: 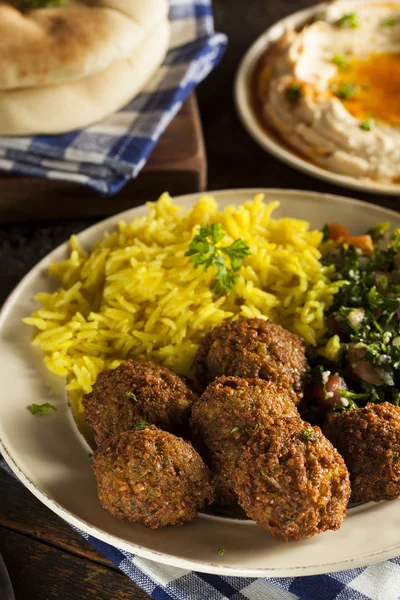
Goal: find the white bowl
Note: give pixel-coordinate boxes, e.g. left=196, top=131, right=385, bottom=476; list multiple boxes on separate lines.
left=2, top=189, right=400, bottom=577
left=235, top=1, right=400, bottom=196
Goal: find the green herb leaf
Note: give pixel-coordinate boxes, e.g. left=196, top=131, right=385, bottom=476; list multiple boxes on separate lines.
left=217, top=548, right=225, bottom=556
left=230, top=426, right=240, bottom=434
left=332, top=54, right=350, bottom=70
left=321, top=224, right=330, bottom=242
left=308, top=365, right=330, bottom=399
left=393, top=389, right=400, bottom=405
left=221, top=238, right=252, bottom=272
left=335, top=390, right=362, bottom=410
left=185, top=223, right=223, bottom=269
left=285, top=83, right=302, bottom=104
left=392, top=229, right=400, bottom=252
left=360, top=117, right=376, bottom=131
left=134, top=420, right=150, bottom=431
left=88, top=453, right=93, bottom=458
left=336, top=13, right=359, bottom=28
left=29, top=403, right=57, bottom=415
left=125, top=391, right=138, bottom=401
left=382, top=16, right=400, bottom=27
left=186, top=224, right=250, bottom=295
left=211, top=269, right=239, bottom=296
left=338, top=389, right=367, bottom=402
left=334, top=82, right=359, bottom=100
left=18, top=0, right=67, bottom=7
left=367, top=222, right=390, bottom=243
left=303, top=427, right=317, bottom=442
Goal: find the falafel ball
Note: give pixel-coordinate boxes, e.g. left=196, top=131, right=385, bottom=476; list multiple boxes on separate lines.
left=190, top=375, right=301, bottom=502
left=83, top=359, right=195, bottom=447
left=93, top=426, right=214, bottom=528
left=323, top=402, right=400, bottom=503
left=193, top=318, right=308, bottom=402
left=234, top=419, right=350, bottom=541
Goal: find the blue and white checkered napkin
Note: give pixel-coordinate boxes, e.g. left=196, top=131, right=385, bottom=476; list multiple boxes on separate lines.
left=1, top=459, right=400, bottom=600
left=0, top=1, right=226, bottom=196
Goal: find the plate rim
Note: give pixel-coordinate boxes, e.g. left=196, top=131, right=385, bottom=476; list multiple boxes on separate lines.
left=3, top=187, right=400, bottom=577
left=234, top=0, right=400, bottom=196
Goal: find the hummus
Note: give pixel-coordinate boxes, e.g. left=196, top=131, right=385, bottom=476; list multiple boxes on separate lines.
left=257, top=1, right=400, bottom=182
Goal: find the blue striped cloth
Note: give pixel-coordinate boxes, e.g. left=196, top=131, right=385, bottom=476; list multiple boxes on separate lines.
left=1, top=458, right=400, bottom=600
left=0, top=1, right=226, bottom=195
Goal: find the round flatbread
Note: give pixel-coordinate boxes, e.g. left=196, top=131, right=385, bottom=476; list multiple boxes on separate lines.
left=0, top=18, right=170, bottom=135
left=90, top=0, right=169, bottom=26
left=0, top=0, right=169, bottom=90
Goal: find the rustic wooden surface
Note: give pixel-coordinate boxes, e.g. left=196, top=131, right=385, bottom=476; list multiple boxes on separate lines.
left=1, top=0, right=399, bottom=598
left=0, top=94, right=206, bottom=223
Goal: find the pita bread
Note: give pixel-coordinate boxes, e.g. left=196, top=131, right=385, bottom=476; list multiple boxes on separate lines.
left=0, top=18, right=170, bottom=135
left=0, top=0, right=169, bottom=90
left=89, top=0, right=169, bottom=26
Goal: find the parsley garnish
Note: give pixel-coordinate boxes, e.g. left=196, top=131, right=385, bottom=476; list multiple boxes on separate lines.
left=29, top=403, right=57, bottom=415
left=334, top=83, right=358, bottom=100
left=336, top=13, right=359, bottom=28
left=18, top=0, right=67, bottom=7
left=230, top=427, right=240, bottom=434
left=134, top=420, right=150, bottom=430
left=285, top=83, right=302, bottom=104
left=360, top=118, right=376, bottom=131
left=303, top=428, right=317, bottom=441
left=126, top=392, right=137, bottom=401
left=185, top=223, right=251, bottom=295
left=217, top=548, right=225, bottom=556
left=382, top=16, right=399, bottom=27
left=88, top=453, right=93, bottom=458
left=332, top=54, right=350, bottom=70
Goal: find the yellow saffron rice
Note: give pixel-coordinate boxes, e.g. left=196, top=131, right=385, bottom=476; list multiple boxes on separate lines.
left=23, top=193, right=341, bottom=413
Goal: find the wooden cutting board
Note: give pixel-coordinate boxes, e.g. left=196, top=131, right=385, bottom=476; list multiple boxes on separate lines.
left=0, top=94, right=206, bottom=223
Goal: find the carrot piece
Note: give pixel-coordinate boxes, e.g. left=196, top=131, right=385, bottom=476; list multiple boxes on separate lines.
left=347, top=234, right=374, bottom=255
left=328, top=222, right=349, bottom=241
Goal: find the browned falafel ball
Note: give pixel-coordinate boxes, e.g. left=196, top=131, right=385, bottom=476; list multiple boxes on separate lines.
left=82, top=359, right=195, bottom=447
left=190, top=375, right=301, bottom=502
left=323, top=402, right=400, bottom=503
left=193, top=318, right=308, bottom=402
left=92, top=426, right=214, bottom=528
left=234, top=420, right=350, bottom=541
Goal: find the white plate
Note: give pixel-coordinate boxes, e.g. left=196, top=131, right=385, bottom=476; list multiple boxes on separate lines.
left=2, top=189, right=400, bottom=577
left=235, top=0, right=400, bottom=196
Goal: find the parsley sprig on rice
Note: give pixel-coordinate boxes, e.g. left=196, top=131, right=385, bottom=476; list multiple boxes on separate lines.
left=23, top=193, right=340, bottom=414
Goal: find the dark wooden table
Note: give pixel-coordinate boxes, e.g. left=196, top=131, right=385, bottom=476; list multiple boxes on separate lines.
left=1, top=1, right=399, bottom=598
